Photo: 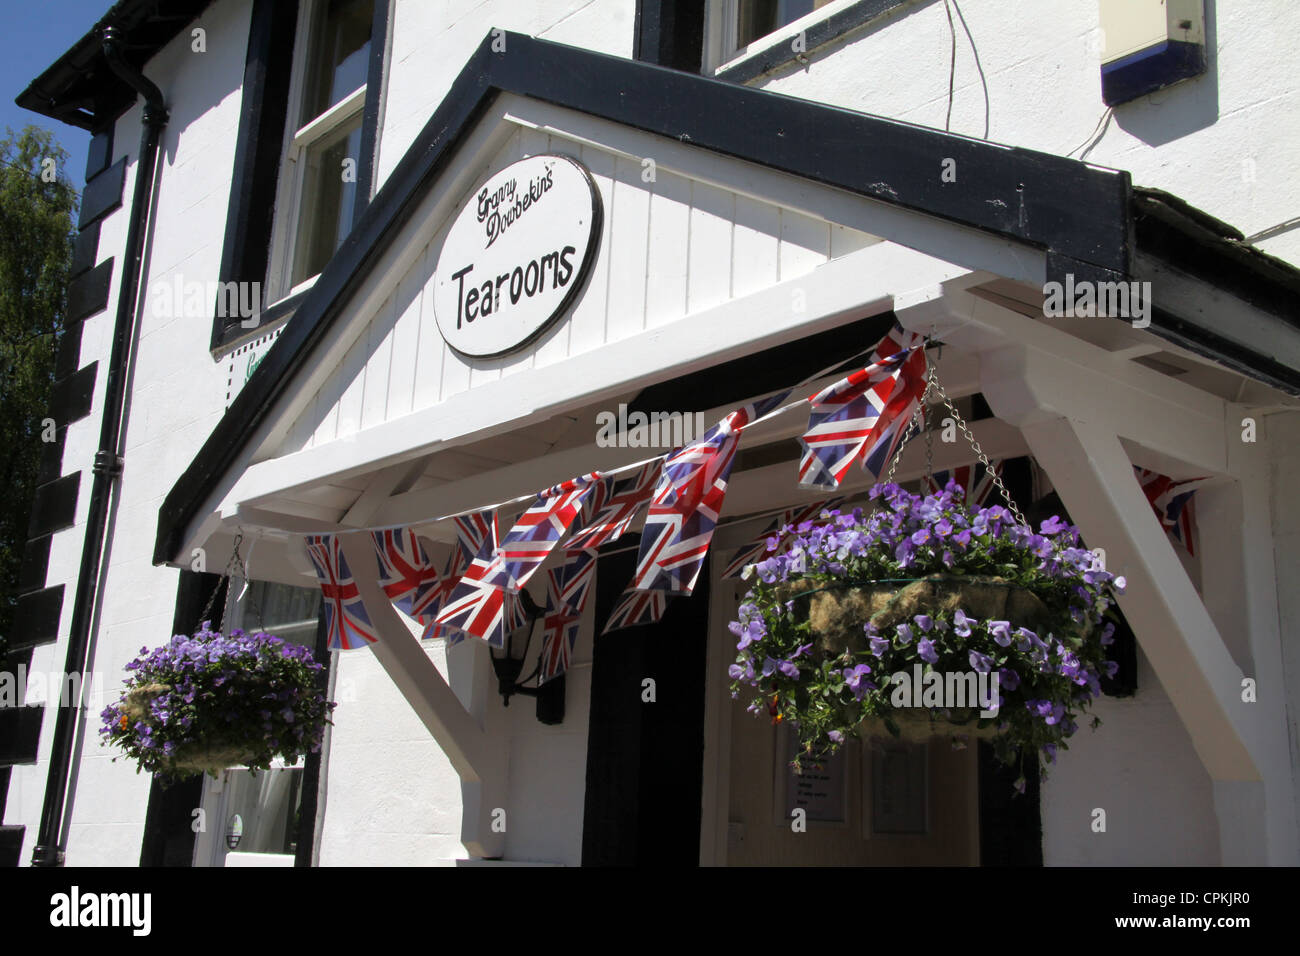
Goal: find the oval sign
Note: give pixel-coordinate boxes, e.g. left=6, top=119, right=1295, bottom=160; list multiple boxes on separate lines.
left=433, top=154, right=601, bottom=357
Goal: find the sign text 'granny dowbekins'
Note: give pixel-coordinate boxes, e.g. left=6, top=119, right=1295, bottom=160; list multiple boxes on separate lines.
left=433, top=154, right=600, bottom=357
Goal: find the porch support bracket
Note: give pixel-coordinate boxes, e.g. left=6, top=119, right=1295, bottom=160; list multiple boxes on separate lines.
left=336, top=533, right=507, bottom=859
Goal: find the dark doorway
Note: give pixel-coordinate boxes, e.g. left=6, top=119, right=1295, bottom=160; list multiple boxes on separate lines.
left=581, top=540, right=711, bottom=866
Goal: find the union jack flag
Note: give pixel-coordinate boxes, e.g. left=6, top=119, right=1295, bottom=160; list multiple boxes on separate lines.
left=562, top=461, right=661, bottom=552
left=923, top=460, right=1003, bottom=509
left=539, top=548, right=598, bottom=683
left=721, top=497, right=845, bottom=579
left=423, top=511, right=509, bottom=643
left=371, top=528, right=441, bottom=619
left=434, top=508, right=530, bottom=648
left=305, top=534, right=378, bottom=651
left=798, top=323, right=927, bottom=489
left=479, top=474, right=598, bottom=591
left=603, top=588, right=670, bottom=634
left=606, top=391, right=790, bottom=631
left=1135, top=467, right=1204, bottom=556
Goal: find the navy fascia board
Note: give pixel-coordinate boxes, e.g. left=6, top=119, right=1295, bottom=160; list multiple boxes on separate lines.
left=155, top=30, right=1136, bottom=565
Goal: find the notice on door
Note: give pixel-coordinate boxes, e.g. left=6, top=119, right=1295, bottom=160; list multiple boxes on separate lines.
left=784, top=735, right=847, bottom=823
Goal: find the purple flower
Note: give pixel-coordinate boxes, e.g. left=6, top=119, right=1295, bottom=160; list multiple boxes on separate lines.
left=989, top=620, right=1013, bottom=646
left=953, top=609, right=973, bottom=638
left=918, top=638, right=939, bottom=664
left=913, top=614, right=932, bottom=633
left=969, top=650, right=994, bottom=673
left=868, top=635, right=890, bottom=657
left=999, top=667, right=1020, bottom=690
left=1039, top=515, right=1067, bottom=535
left=896, top=623, right=913, bottom=645
left=828, top=730, right=845, bottom=744
left=843, top=663, right=874, bottom=700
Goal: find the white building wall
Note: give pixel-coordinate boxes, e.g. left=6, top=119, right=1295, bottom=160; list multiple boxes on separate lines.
left=10, top=0, right=254, bottom=866
left=749, top=0, right=1300, bottom=267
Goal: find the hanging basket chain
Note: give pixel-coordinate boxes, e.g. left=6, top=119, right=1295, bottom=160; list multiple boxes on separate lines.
left=194, top=532, right=265, bottom=633
left=881, top=348, right=1030, bottom=529
left=929, top=373, right=1031, bottom=529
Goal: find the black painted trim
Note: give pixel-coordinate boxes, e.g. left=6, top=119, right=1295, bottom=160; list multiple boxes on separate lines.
left=155, top=31, right=1141, bottom=564
left=294, top=605, right=331, bottom=866
left=1135, top=189, right=1300, bottom=327
left=54, top=323, right=84, bottom=381
left=716, top=0, right=915, bottom=84
left=17, top=0, right=215, bottom=131
left=0, top=825, right=22, bottom=867
left=352, top=0, right=393, bottom=224
left=70, top=222, right=101, bottom=279
left=85, top=129, right=113, bottom=181
left=633, top=0, right=705, bottom=72
left=211, top=0, right=301, bottom=354
left=10, top=586, right=64, bottom=652
left=0, top=707, right=45, bottom=767
left=49, top=361, right=98, bottom=427
left=78, top=158, right=127, bottom=231
left=66, top=258, right=113, bottom=324
left=37, top=429, right=66, bottom=487
left=28, top=473, right=80, bottom=538
left=18, top=536, right=52, bottom=596
left=139, top=569, right=224, bottom=867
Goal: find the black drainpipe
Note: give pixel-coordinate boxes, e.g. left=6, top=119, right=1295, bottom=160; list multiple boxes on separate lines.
left=31, top=27, right=169, bottom=867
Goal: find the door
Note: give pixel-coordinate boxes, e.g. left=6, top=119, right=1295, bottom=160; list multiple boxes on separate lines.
left=581, top=541, right=711, bottom=865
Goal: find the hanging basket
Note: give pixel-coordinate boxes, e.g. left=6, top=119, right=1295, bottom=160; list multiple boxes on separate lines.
left=101, top=624, right=336, bottom=782
left=730, top=486, right=1125, bottom=785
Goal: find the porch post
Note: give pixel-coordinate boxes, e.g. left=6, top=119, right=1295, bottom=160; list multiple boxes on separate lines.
left=1015, top=416, right=1295, bottom=864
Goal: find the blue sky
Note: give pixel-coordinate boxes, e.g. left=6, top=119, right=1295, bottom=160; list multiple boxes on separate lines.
left=2, top=1, right=118, bottom=187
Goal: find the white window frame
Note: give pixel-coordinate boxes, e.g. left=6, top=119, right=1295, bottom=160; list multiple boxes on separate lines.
left=705, top=0, right=859, bottom=75
left=265, top=0, right=371, bottom=307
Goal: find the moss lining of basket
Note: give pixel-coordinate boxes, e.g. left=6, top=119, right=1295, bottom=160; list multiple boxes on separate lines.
left=774, top=573, right=1063, bottom=656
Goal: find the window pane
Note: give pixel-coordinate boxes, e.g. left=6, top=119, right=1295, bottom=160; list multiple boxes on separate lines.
left=736, top=0, right=833, bottom=48
left=245, top=579, right=322, bottom=642
left=302, top=0, right=374, bottom=124
left=222, top=768, right=305, bottom=856
left=292, top=117, right=364, bottom=284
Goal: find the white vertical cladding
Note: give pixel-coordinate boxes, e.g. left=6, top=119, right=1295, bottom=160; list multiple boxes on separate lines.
left=747, top=0, right=1300, bottom=267
left=276, top=121, right=874, bottom=453
left=10, top=0, right=255, bottom=866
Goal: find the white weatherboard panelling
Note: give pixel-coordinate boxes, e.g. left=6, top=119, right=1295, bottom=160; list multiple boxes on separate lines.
left=277, top=121, right=880, bottom=455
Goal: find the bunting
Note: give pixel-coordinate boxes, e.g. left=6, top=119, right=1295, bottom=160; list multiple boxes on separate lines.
left=721, top=497, right=845, bottom=579
left=606, top=391, right=791, bottom=631
left=434, top=509, right=530, bottom=647
left=798, top=323, right=927, bottom=489
left=1135, top=467, right=1203, bottom=556
left=371, top=528, right=441, bottom=619
left=923, top=460, right=1003, bottom=509
left=425, top=510, right=512, bottom=643
left=305, top=535, right=378, bottom=651
left=539, top=548, right=598, bottom=683
left=478, top=474, right=598, bottom=591
left=562, top=462, right=660, bottom=552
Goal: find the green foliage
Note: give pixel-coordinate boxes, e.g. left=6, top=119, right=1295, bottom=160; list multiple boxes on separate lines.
left=0, top=126, right=79, bottom=660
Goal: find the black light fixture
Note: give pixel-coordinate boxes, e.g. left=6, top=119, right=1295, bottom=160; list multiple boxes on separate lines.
left=489, top=588, right=565, bottom=725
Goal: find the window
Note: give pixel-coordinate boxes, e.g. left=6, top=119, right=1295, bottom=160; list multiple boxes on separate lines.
left=192, top=580, right=324, bottom=867
left=212, top=0, right=389, bottom=355
left=735, top=0, right=834, bottom=48
left=706, top=0, right=887, bottom=78
left=269, top=0, right=377, bottom=300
